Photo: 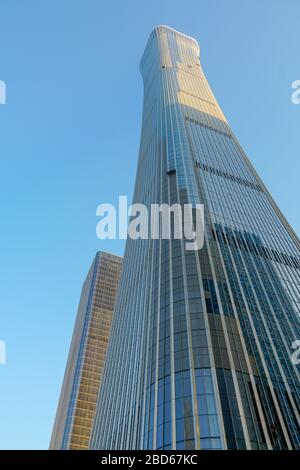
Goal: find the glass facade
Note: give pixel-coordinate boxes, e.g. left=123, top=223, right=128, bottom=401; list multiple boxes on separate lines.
left=91, top=26, right=300, bottom=450
left=50, top=251, right=122, bottom=449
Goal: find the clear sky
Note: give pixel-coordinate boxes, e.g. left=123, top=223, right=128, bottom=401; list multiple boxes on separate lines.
left=0, top=0, right=299, bottom=450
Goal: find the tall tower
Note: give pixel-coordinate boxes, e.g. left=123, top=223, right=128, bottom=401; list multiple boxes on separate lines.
left=91, top=26, right=300, bottom=450
left=50, top=251, right=122, bottom=449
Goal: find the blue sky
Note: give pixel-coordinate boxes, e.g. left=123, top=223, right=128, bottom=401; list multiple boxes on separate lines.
left=0, top=0, right=299, bottom=449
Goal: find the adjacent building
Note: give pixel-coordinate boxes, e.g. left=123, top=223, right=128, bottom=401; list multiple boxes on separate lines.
left=90, top=26, right=300, bottom=450
left=50, top=251, right=122, bottom=449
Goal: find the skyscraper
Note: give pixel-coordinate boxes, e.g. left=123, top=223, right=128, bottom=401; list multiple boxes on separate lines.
left=91, top=26, right=300, bottom=450
left=50, top=251, right=122, bottom=449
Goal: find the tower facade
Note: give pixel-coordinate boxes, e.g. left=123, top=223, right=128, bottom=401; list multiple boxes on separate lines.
left=91, top=26, right=300, bottom=450
left=50, top=251, right=122, bottom=449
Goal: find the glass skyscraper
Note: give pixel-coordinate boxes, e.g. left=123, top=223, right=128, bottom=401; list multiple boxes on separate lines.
left=91, top=26, right=300, bottom=450
left=50, top=251, right=122, bottom=449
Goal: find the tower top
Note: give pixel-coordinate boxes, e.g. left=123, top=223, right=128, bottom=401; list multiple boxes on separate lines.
left=151, top=25, right=199, bottom=48
left=140, top=25, right=200, bottom=73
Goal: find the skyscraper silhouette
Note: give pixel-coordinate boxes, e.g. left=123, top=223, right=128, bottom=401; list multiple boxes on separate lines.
left=91, top=26, right=300, bottom=450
